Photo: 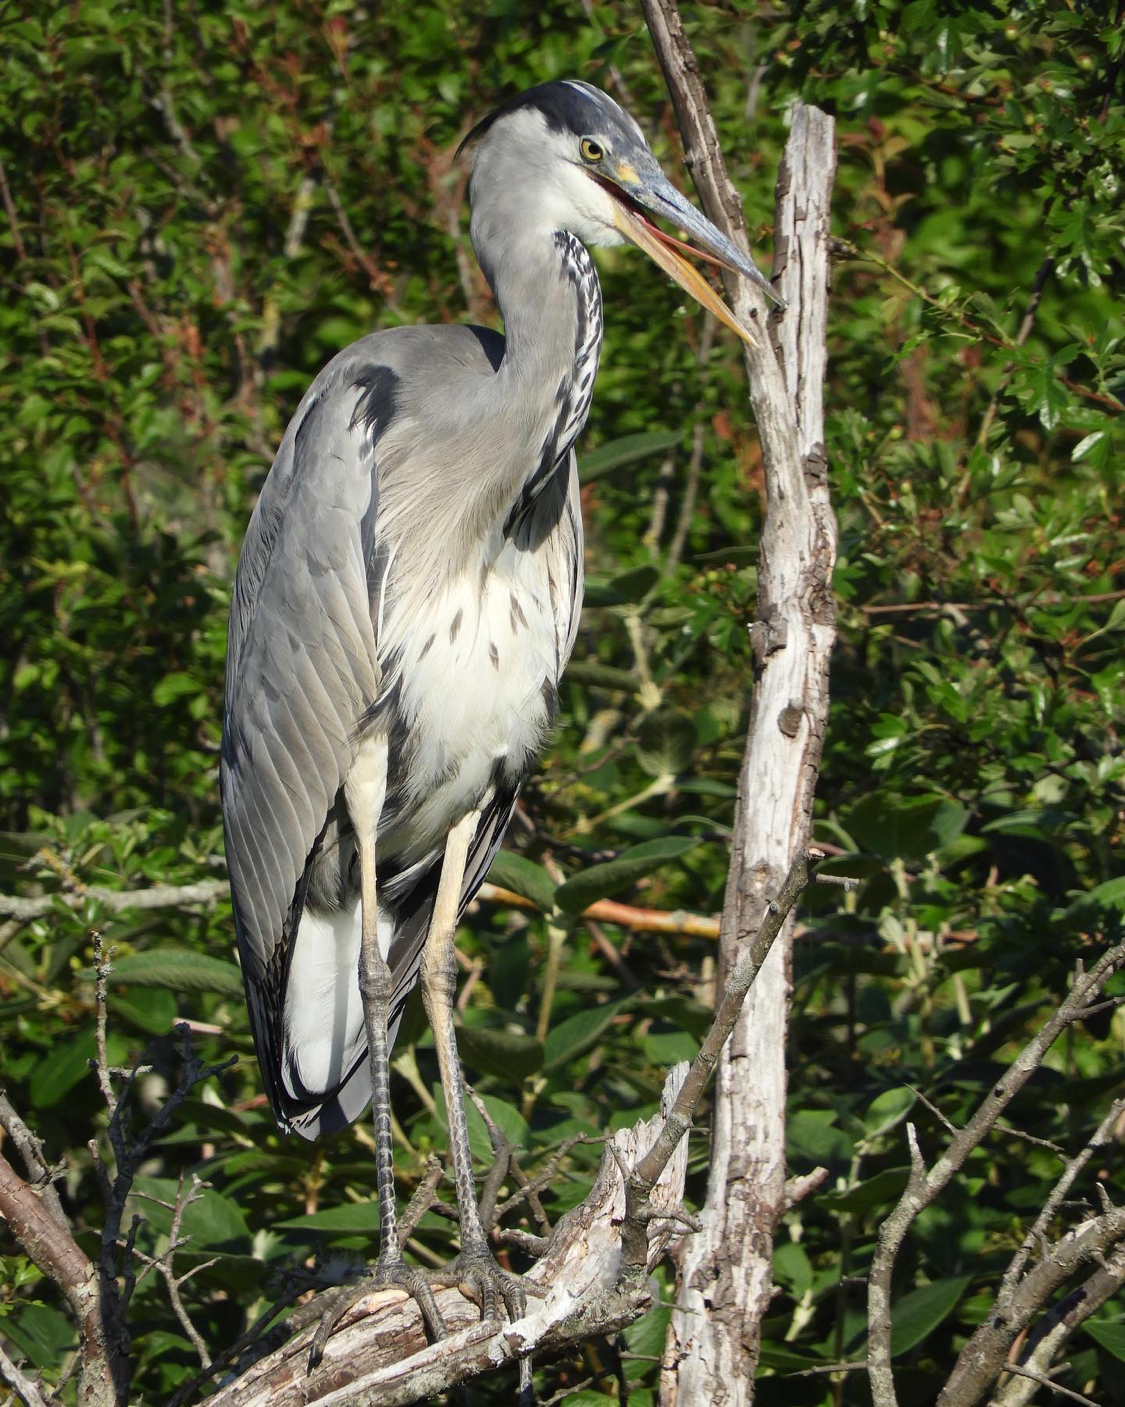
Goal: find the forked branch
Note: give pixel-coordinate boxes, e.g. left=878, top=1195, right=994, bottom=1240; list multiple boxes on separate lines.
left=868, top=942, right=1125, bottom=1407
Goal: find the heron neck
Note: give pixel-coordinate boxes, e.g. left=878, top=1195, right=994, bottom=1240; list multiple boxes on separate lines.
left=481, top=225, right=604, bottom=522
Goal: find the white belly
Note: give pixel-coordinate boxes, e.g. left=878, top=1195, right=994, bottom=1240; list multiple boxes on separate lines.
left=376, top=549, right=560, bottom=864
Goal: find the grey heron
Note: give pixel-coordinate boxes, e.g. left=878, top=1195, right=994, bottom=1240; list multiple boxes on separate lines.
left=221, top=78, right=781, bottom=1323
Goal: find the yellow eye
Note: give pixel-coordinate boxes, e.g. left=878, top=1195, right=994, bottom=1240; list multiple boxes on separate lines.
left=580, top=138, right=604, bottom=163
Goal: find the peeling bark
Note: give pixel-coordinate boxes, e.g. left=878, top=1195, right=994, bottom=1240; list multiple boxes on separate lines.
left=639, top=7, right=837, bottom=1399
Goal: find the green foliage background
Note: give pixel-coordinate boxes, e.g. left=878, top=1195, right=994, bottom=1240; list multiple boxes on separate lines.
left=2, top=0, right=1123, bottom=1402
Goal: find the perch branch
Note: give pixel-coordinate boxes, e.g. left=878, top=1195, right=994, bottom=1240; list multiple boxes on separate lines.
left=203, top=1064, right=692, bottom=1407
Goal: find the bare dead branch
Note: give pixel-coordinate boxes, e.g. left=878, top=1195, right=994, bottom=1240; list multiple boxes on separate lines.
left=868, top=942, right=1125, bottom=1407
left=638, top=9, right=837, bottom=1395
left=204, top=1066, right=692, bottom=1407
left=784, top=1166, right=830, bottom=1210
left=997, top=1097, right=1125, bottom=1310
left=0, top=1340, right=49, bottom=1407
left=993, top=1240, right=1125, bottom=1407
left=938, top=1204, right=1125, bottom=1407
left=0, top=877, right=228, bottom=921
left=92, top=934, right=119, bottom=1115
left=396, top=1155, right=446, bottom=1248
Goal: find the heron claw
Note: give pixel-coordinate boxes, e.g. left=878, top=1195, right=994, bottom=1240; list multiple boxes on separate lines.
left=307, top=1252, right=447, bottom=1370
left=428, top=1240, right=540, bottom=1324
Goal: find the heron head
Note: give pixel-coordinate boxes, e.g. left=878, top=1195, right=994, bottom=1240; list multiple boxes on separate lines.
left=458, top=79, right=784, bottom=346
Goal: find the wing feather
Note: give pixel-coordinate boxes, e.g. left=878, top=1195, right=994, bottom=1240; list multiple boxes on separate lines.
left=222, top=359, right=387, bottom=1120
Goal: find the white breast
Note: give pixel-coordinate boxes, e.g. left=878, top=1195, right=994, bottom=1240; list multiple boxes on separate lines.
left=375, top=537, right=563, bottom=864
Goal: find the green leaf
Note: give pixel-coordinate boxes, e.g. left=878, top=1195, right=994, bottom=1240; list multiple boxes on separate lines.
left=621, top=1303, right=671, bottom=1379
left=849, top=794, right=969, bottom=862
left=823, top=1167, right=911, bottom=1215
left=456, top=1023, right=544, bottom=1081
left=1084, top=1319, right=1125, bottom=1362
left=29, top=1030, right=97, bottom=1108
left=543, top=1000, right=627, bottom=1069
left=607, top=564, right=660, bottom=602
left=1071, top=430, right=1106, bottom=462
left=95, top=948, right=243, bottom=996
left=554, top=837, right=701, bottom=913
left=787, top=1110, right=853, bottom=1165
left=275, top=1203, right=382, bottom=1234
left=890, top=1275, right=971, bottom=1355
left=476, top=1092, right=530, bottom=1151
left=774, top=1240, right=813, bottom=1297
left=579, top=430, right=679, bottom=482
left=1063, top=877, right=1125, bottom=920
left=111, top=985, right=178, bottom=1035
left=2, top=1302, right=76, bottom=1369
left=152, top=671, right=201, bottom=706
left=864, top=1086, right=916, bottom=1135
left=485, top=850, right=556, bottom=912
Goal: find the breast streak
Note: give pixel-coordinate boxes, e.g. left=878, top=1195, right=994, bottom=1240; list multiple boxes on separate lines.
left=381, top=545, right=558, bottom=860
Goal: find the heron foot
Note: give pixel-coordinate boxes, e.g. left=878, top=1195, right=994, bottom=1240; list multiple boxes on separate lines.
left=308, top=1251, right=447, bottom=1369
left=428, top=1239, right=543, bottom=1324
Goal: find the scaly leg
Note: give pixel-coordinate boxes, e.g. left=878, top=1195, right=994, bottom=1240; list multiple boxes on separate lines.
left=310, top=737, right=444, bottom=1365
left=421, top=809, right=528, bottom=1324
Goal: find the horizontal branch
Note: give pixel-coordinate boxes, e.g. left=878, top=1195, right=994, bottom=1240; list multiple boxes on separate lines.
left=0, top=879, right=229, bottom=921
left=479, top=884, right=720, bottom=937
left=1, top=877, right=721, bottom=940
left=206, top=1065, right=691, bottom=1407
left=860, top=588, right=1125, bottom=617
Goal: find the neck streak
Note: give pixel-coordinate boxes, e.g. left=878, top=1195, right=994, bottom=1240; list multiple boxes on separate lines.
left=483, top=227, right=604, bottom=534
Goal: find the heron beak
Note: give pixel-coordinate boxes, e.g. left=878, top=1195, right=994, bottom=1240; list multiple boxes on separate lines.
left=598, top=170, right=784, bottom=348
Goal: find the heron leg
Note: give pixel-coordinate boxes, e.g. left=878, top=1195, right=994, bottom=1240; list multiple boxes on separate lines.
left=421, top=809, right=529, bottom=1325
left=310, top=736, right=444, bottom=1367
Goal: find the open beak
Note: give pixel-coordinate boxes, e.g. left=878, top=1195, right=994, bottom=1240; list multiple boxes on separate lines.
left=598, top=171, right=784, bottom=348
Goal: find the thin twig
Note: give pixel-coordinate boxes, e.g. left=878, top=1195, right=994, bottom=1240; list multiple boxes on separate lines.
left=396, top=1156, right=446, bottom=1248
left=974, top=256, right=1053, bottom=448
left=137, top=1174, right=213, bottom=1369
left=1001, top=1362, right=1098, bottom=1406
left=620, top=850, right=814, bottom=1272
left=92, top=934, right=118, bottom=1115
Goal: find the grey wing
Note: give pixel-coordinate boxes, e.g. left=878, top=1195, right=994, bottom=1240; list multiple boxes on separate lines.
left=221, top=354, right=389, bottom=1124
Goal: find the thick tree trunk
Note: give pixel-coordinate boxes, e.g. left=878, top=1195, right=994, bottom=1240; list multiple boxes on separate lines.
left=639, top=9, right=837, bottom=1400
